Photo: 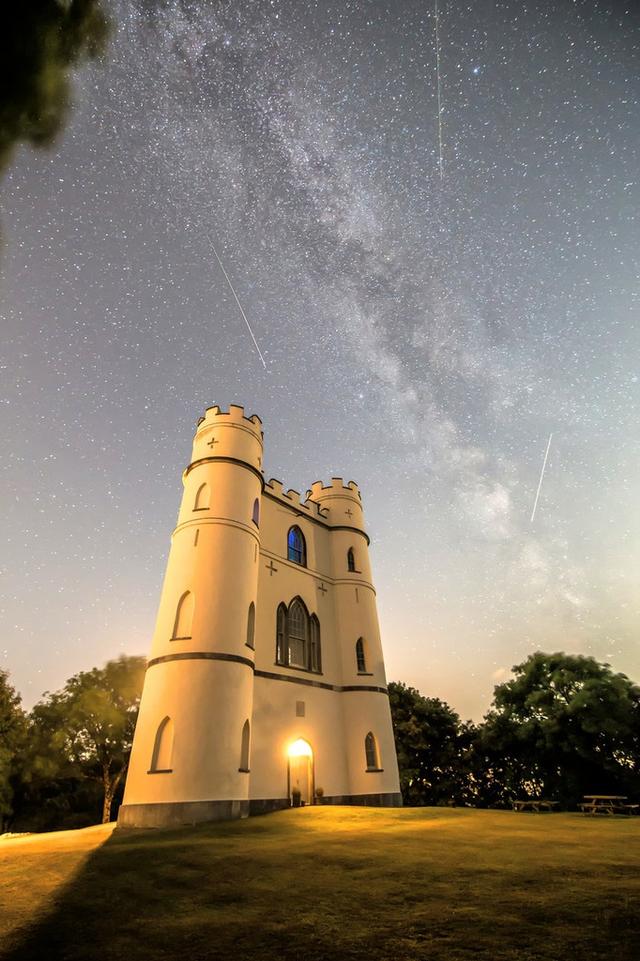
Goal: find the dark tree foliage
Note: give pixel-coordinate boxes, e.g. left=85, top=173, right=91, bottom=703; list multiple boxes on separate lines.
left=479, top=652, right=640, bottom=807
left=19, top=655, right=146, bottom=828
left=388, top=681, right=476, bottom=806
left=0, top=670, right=27, bottom=831
left=0, top=0, right=109, bottom=175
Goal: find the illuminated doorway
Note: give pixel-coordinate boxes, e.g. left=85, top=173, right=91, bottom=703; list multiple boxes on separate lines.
left=288, top=738, right=314, bottom=805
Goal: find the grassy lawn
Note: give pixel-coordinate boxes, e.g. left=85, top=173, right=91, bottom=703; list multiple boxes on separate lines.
left=1, top=807, right=638, bottom=961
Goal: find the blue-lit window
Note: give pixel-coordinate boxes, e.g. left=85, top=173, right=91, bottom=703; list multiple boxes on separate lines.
left=287, top=526, right=306, bottom=566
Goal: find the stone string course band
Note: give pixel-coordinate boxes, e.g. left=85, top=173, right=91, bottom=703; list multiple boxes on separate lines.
left=146, top=651, right=389, bottom=696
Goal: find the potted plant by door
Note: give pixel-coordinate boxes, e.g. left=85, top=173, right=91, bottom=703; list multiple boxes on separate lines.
left=291, top=787, right=302, bottom=808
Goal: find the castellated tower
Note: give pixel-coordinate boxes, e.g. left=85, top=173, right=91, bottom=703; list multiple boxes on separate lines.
left=119, top=405, right=401, bottom=828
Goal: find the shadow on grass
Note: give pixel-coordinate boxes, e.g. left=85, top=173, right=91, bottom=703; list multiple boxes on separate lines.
left=2, top=819, right=342, bottom=961
left=2, top=810, right=640, bottom=961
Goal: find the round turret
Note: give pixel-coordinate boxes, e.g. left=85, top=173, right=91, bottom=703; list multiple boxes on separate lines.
left=191, top=404, right=263, bottom=473
left=307, top=478, right=366, bottom=535
left=120, top=404, right=263, bottom=827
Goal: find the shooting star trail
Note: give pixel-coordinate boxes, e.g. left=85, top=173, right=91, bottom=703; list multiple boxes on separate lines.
left=435, top=0, right=444, bottom=180
left=530, top=433, right=553, bottom=523
left=211, top=244, right=267, bottom=370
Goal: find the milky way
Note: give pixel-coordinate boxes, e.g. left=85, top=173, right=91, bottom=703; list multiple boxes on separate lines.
left=1, top=0, right=639, bottom=717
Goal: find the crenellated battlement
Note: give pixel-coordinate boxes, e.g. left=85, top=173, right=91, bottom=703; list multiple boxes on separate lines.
left=189, top=404, right=263, bottom=473
left=265, top=479, right=328, bottom=519
left=308, top=478, right=362, bottom=502
left=195, top=404, right=263, bottom=440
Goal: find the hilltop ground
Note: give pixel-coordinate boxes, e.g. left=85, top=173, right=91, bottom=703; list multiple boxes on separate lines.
left=1, top=807, right=638, bottom=961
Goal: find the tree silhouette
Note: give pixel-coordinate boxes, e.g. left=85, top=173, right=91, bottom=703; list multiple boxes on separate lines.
left=0, top=0, right=109, bottom=176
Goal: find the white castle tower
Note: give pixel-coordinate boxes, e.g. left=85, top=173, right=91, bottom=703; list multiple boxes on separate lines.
left=119, top=405, right=401, bottom=827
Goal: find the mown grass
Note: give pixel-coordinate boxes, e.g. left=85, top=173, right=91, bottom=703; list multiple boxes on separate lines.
left=1, top=807, right=638, bottom=961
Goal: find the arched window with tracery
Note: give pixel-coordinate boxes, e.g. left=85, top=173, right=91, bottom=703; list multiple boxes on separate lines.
left=347, top=547, right=356, bottom=572
left=275, top=599, right=321, bottom=673
left=150, top=716, right=174, bottom=772
left=246, top=602, right=255, bottom=649
left=252, top=498, right=260, bottom=526
left=239, top=720, right=250, bottom=772
left=194, top=482, right=210, bottom=511
left=288, top=598, right=308, bottom=669
left=355, top=637, right=367, bottom=673
left=365, top=732, right=380, bottom=771
left=171, top=591, right=194, bottom=640
left=287, top=526, right=306, bottom=566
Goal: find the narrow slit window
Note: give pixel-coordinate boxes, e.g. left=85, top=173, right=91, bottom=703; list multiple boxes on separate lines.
left=246, top=602, right=255, bottom=649
left=347, top=547, right=356, bottom=572
left=239, top=720, right=250, bottom=772
left=356, top=638, right=367, bottom=673
left=252, top=498, right=260, bottom=526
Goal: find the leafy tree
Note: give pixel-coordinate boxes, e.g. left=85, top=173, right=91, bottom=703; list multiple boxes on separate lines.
left=480, top=652, right=640, bottom=807
left=0, top=670, right=27, bottom=831
left=30, top=655, right=146, bottom=823
left=0, top=0, right=109, bottom=176
left=388, top=681, right=475, bottom=806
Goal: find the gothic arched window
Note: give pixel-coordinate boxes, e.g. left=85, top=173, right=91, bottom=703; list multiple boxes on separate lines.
left=365, top=732, right=380, bottom=771
left=287, top=526, right=306, bottom=566
left=239, top=720, right=250, bottom=772
left=310, top=615, right=321, bottom=673
left=252, top=498, right=260, bottom=526
left=150, top=716, right=174, bottom=772
left=172, top=591, right=194, bottom=640
left=276, top=604, right=287, bottom=666
left=246, top=602, right=255, bottom=649
left=356, top=637, right=367, bottom=673
left=288, top=598, right=308, bottom=669
left=194, top=482, right=210, bottom=511
left=347, top=547, right=356, bottom=572
left=275, top=599, right=321, bottom=673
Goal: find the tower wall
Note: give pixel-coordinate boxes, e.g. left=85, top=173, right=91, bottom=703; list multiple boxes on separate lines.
left=306, top=479, right=401, bottom=804
left=119, top=406, right=263, bottom=827
left=119, top=409, right=401, bottom=829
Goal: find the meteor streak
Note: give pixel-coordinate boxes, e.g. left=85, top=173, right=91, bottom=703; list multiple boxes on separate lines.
left=212, top=244, right=267, bottom=370
left=530, top=433, right=553, bottom=523
left=435, top=0, right=444, bottom=180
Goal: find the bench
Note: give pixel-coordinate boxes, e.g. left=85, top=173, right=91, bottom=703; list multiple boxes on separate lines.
left=580, top=796, right=637, bottom=815
left=512, top=799, right=559, bottom=813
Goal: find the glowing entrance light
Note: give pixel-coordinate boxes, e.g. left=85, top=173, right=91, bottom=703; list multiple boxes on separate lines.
left=288, top=738, right=312, bottom=758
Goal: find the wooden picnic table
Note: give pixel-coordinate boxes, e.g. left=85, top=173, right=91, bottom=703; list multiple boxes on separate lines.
left=512, top=799, right=559, bottom=812
left=580, top=795, right=638, bottom=815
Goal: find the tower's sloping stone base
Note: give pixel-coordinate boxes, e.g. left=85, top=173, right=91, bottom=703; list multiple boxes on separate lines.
left=118, top=799, right=249, bottom=828
left=118, top=792, right=402, bottom=828
left=319, top=792, right=403, bottom=807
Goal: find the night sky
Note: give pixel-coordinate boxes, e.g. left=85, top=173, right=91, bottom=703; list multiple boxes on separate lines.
left=2, top=0, right=639, bottom=719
